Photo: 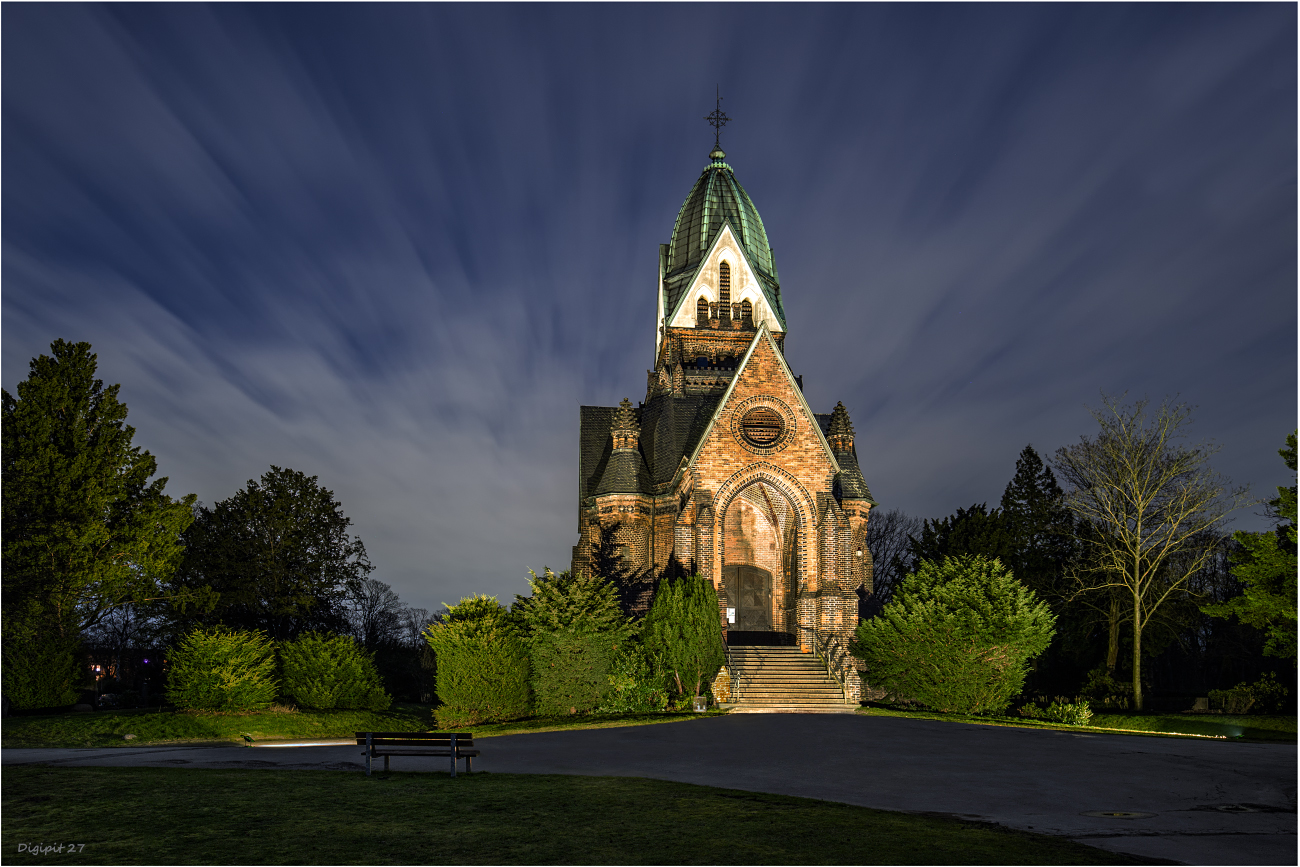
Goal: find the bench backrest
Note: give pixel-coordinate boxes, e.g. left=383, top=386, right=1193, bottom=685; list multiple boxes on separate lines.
left=355, top=732, right=474, bottom=748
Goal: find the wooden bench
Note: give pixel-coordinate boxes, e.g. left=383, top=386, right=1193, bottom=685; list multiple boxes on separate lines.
left=355, top=731, right=479, bottom=777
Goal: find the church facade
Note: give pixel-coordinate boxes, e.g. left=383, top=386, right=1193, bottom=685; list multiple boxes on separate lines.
left=573, top=143, right=874, bottom=701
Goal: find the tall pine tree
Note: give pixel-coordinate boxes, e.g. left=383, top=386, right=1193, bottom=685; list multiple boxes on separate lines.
left=2, top=340, right=196, bottom=708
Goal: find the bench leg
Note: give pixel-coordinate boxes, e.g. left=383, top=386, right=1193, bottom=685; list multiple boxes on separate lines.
left=450, top=734, right=457, bottom=779
left=384, top=755, right=389, bottom=773
left=365, top=751, right=371, bottom=777
left=465, top=755, right=472, bottom=774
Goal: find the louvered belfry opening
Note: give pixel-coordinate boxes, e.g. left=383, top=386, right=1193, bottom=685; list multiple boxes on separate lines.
left=718, top=261, right=732, bottom=324
left=697, top=297, right=710, bottom=326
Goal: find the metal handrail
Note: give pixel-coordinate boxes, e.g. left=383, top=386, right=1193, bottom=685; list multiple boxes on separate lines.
left=810, top=629, right=856, bottom=705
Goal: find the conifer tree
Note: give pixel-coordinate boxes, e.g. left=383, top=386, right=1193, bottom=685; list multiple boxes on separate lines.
left=642, top=574, right=724, bottom=700
left=909, top=503, right=1014, bottom=566
left=514, top=568, right=628, bottom=640
left=2, top=340, right=196, bottom=707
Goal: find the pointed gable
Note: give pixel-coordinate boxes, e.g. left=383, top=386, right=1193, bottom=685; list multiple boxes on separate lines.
left=685, top=325, right=840, bottom=480
left=665, top=223, right=784, bottom=333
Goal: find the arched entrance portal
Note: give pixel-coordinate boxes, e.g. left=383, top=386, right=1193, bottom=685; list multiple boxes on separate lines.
left=720, top=480, right=799, bottom=644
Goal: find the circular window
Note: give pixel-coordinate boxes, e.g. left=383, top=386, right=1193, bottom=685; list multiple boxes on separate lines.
left=740, top=407, right=784, bottom=448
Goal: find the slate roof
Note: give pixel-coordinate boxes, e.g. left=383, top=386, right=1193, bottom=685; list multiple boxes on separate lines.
left=662, top=148, right=785, bottom=329
left=579, top=394, right=723, bottom=500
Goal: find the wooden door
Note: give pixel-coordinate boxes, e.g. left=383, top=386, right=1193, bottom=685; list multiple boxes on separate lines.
left=725, top=565, right=772, bottom=631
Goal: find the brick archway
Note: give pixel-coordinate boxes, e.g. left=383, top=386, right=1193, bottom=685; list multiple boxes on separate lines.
left=713, top=464, right=818, bottom=641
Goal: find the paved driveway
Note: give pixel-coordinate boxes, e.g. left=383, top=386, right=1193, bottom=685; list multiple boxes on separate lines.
left=5, top=714, right=1295, bottom=865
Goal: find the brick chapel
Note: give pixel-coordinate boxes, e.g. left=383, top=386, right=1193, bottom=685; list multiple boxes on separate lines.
left=572, top=138, right=875, bottom=701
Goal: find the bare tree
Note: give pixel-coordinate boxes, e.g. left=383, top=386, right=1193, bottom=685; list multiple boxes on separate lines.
left=863, top=508, right=922, bottom=614
left=1052, top=395, right=1250, bottom=710
left=346, top=578, right=406, bottom=648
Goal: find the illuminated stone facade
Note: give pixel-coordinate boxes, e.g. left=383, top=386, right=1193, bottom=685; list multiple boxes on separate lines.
left=573, top=145, right=874, bottom=699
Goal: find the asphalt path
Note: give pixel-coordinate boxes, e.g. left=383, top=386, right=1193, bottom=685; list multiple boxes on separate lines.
left=5, top=714, right=1296, bottom=865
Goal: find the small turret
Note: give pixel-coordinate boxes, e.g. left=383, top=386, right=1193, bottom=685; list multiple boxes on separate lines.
left=827, top=401, right=855, bottom=452
left=611, top=398, right=640, bottom=450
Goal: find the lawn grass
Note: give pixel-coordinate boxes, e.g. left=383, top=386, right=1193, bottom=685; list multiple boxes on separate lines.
left=0, top=704, right=432, bottom=748
left=858, top=705, right=1297, bottom=743
left=2, top=766, right=1151, bottom=865
left=1, top=704, right=722, bottom=748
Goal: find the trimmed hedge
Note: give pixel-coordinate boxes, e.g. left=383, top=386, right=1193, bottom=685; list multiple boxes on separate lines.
left=530, top=629, right=619, bottom=716
left=279, top=632, right=391, bottom=711
left=425, top=595, right=530, bottom=728
left=166, top=627, right=278, bottom=712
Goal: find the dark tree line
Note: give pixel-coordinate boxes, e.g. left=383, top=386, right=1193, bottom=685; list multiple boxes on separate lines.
left=864, top=431, right=1294, bottom=705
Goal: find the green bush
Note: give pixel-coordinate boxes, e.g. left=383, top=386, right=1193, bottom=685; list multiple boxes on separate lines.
left=642, top=574, right=724, bottom=700
left=599, top=638, right=670, bottom=713
left=1209, top=672, right=1290, bottom=714
left=166, top=627, right=278, bottom=712
left=424, top=595, right=530, bottom=728
left=852, top=555, right=1056, bottom=715
left=1044, top=700, right=1093, bottom=726
left=279, top=632, right=391, bottom=711
left=516, top=568, right=630, bottom=717
left=530, top=629, right=619, bottom=716
left=1, top=620, right=82, bottom=709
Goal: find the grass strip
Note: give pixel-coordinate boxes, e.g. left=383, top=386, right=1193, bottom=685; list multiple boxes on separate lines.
left=1, top=705, right=722, bottom=749
left=857, top=706, right=1296, bottom=742
left=3, top=766, right=1150, bottom=865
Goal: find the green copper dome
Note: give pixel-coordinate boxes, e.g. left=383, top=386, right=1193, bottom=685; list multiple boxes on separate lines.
left=662, top=148, right=785, bottom=328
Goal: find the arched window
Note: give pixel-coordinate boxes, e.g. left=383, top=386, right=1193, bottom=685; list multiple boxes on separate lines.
left=741, top=299, right=752, bottom=324
left=718, top=261, right=731, bottom=307
left=697, top=297, right=709, bottom=324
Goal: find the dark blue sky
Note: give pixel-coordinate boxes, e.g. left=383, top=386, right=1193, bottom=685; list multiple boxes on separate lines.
left=4, top=3, right=1295, bottom=612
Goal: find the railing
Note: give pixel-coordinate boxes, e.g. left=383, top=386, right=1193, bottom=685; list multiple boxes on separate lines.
left=810, top=629, right=859, bottom=705
left=722, top=637, right=741, bottom=703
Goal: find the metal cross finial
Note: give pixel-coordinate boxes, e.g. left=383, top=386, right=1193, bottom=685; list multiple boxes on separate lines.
left=704, top=85, right=730, bottom=149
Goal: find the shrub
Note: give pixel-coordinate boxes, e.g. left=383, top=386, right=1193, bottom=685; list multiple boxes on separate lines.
left=1, top=621, right=82, bottom=709
left=166, top=627, right=278, bottom=712
left=642, top=574, right=724, bottom=700
left=424, top=595, right=530, bottom=728
left=531, top=629, right=620, bottom=716
left=1044, top=700, right=1093, bottom=726
left=599, top=638, right=670, bottom=713
left=279, top=632, right=391, bottom=711
left=1209, top=672, right=1290, bottom=715
left=852, top=555, right=1056, bottom=715
left=516, top=568, right=630, bottom=716
left=515, top=568, right=627, bottom=635
left=1017, top=703, right=1044, bottom=719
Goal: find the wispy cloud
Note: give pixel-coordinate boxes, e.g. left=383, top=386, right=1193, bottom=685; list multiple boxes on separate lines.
left=4, top=4, right=1294, bottom=608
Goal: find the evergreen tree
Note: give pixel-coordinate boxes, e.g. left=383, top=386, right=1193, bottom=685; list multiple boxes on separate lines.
left=909, top=503, right=1014, bottom=566
left=853, top=555, right=1056, bottom=714
left=642, top=574, right=724, bottom=700
left=514, top=567, right=631, bottom=715
left=999, top=445, right=1077, bottom=600
left=2, top=340, right=196, bottom=708
left=1202, top=431, right=1297, bottom=661
left=514, top=568, right=628, bottom=640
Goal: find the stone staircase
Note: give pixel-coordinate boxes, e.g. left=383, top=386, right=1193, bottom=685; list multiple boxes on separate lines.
left=726, top=645, right=856, bottom=713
